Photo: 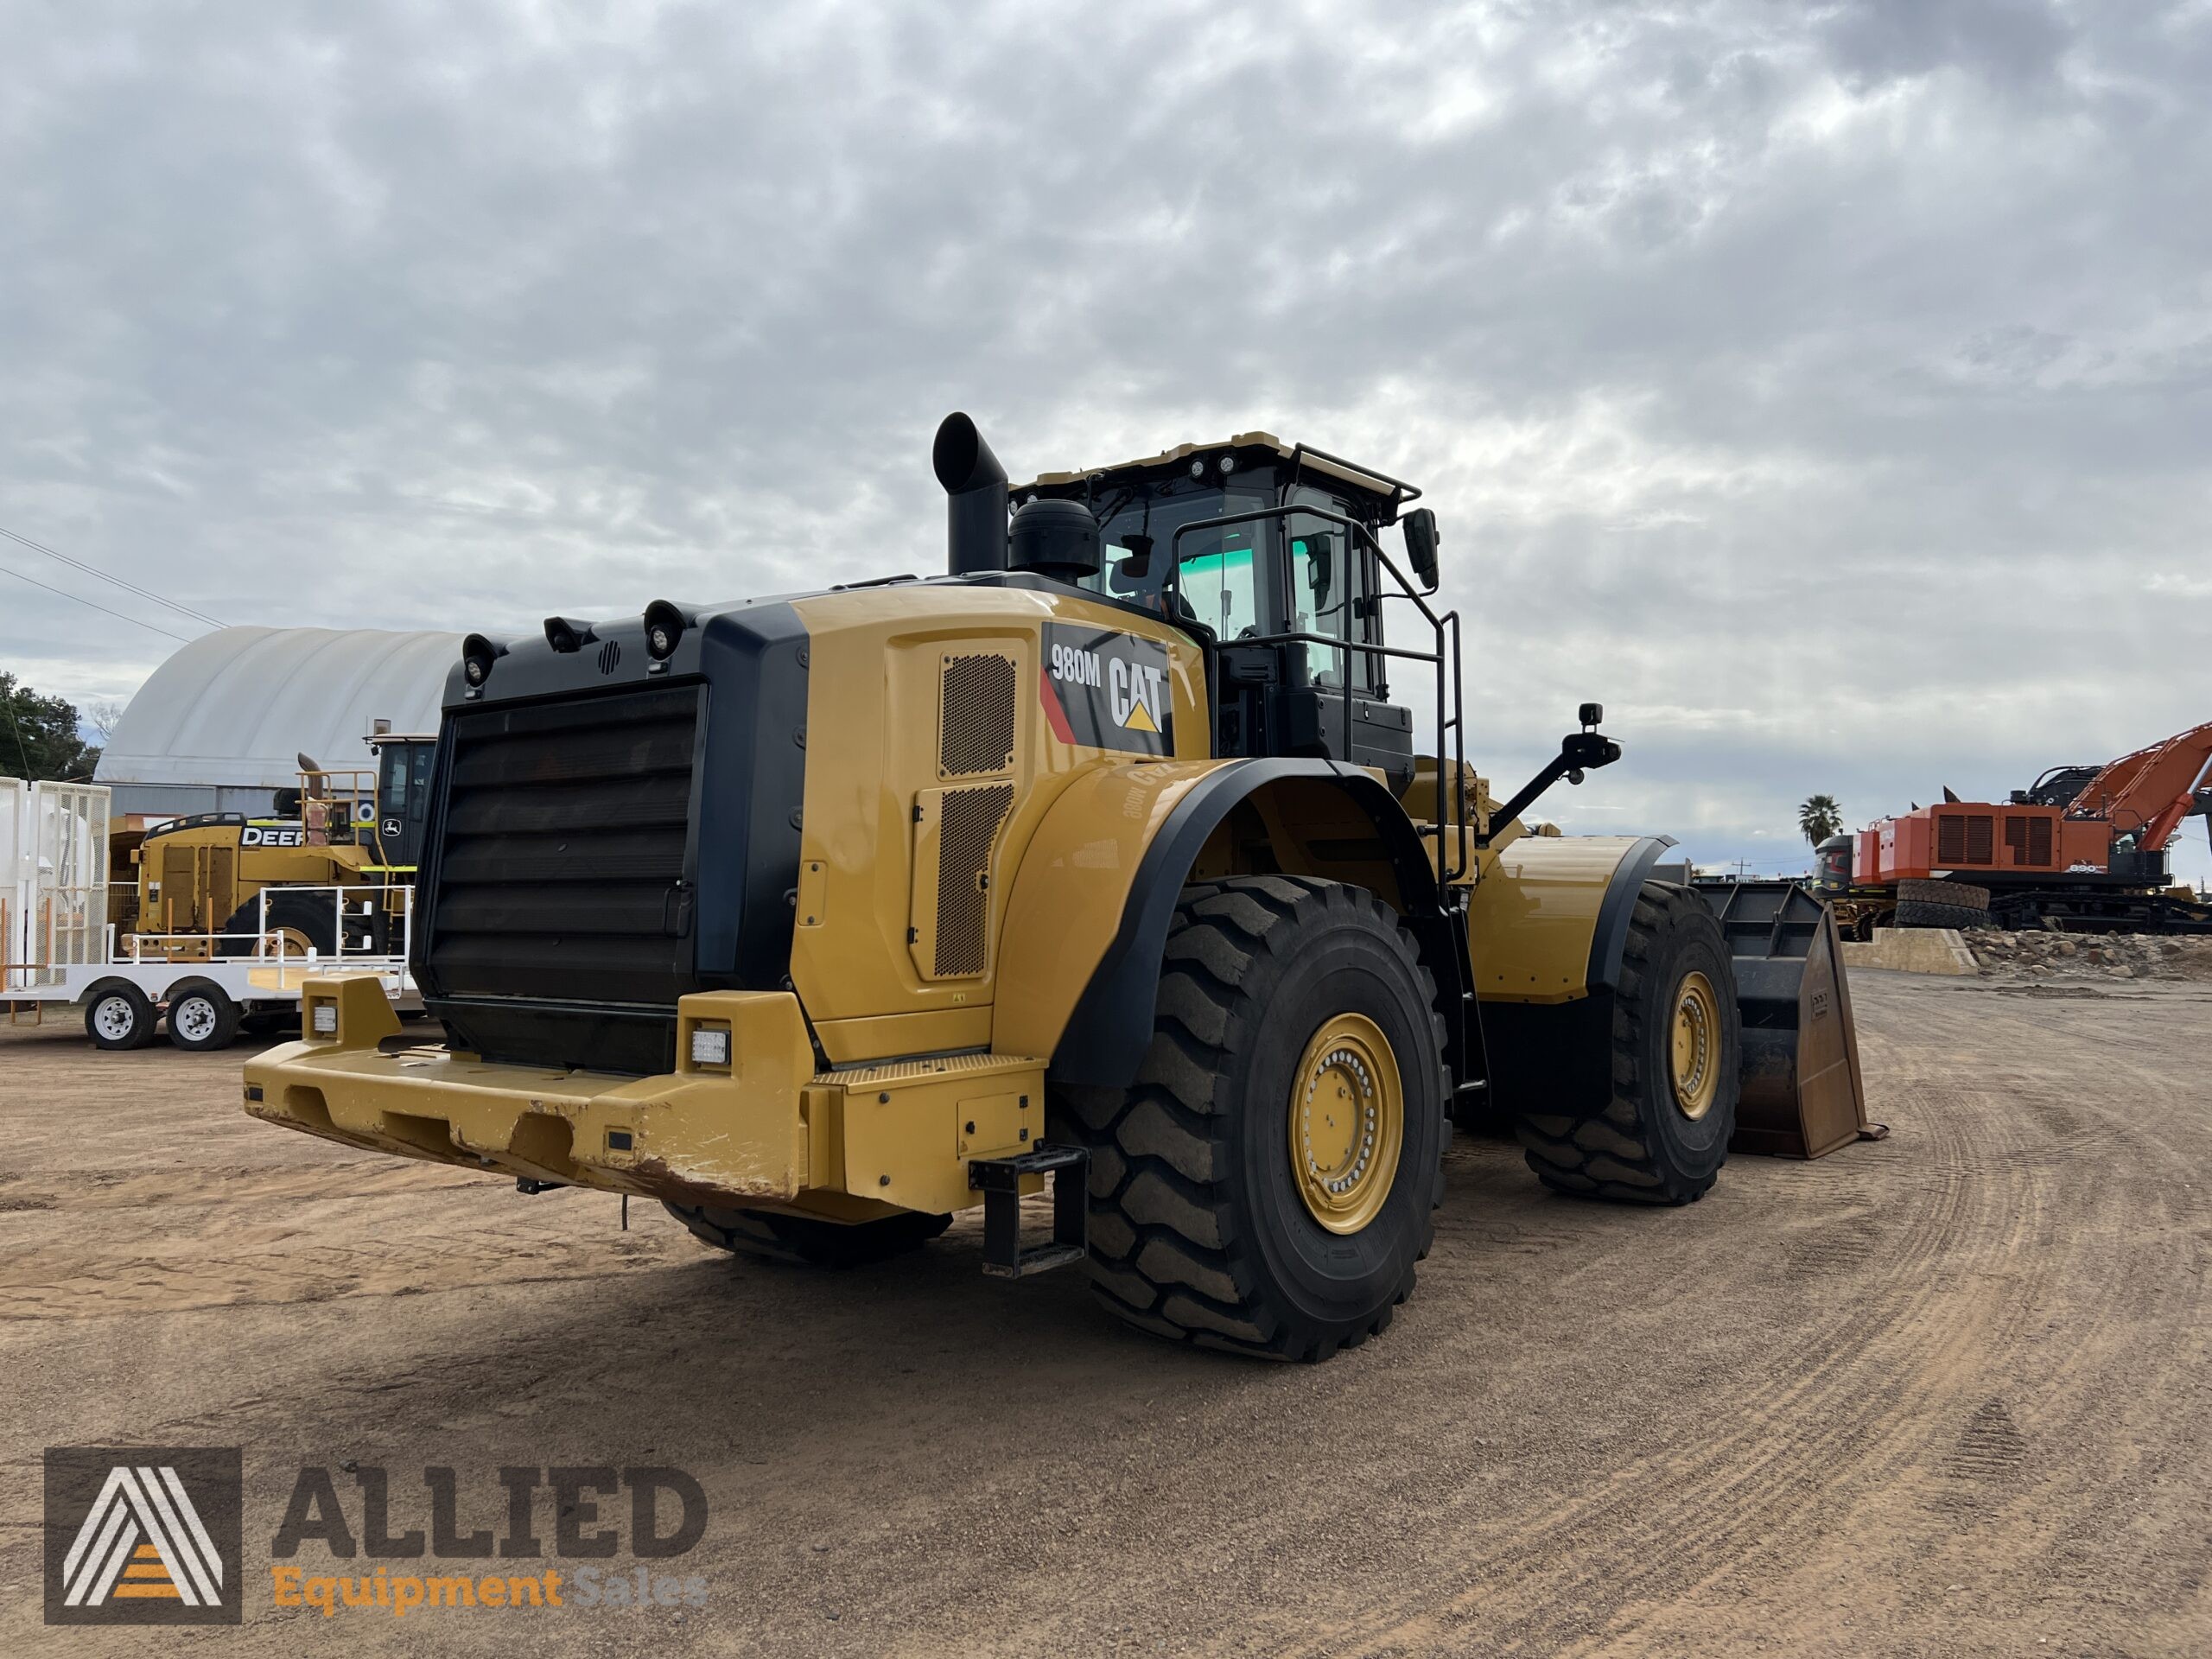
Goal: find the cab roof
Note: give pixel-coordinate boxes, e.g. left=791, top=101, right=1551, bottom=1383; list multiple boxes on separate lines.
left=1014, top=433, right=1420, bottom=521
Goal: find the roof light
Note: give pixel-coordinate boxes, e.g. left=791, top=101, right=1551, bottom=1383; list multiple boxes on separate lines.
left=643, top=599, right=687, bottom=661
left=461, top=632, right=505, bottom=687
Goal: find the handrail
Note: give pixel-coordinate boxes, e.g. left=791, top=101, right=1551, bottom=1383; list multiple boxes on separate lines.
left=1166, top=503, right=1468, bottom=884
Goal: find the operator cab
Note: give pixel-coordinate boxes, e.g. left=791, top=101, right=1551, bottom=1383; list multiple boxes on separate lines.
left=1014, top=434, right=1434, bottom=789
left=1815, top=834, right=1853, bottom=894
left=369, top=733, right=439, bottom=871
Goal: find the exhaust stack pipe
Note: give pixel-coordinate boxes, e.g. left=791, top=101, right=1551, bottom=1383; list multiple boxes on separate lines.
left=933, top=412, right=1009, bottom=576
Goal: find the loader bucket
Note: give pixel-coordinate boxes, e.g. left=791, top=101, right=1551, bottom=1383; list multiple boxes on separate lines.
left=1698, top=881, right=1886, bottom=1159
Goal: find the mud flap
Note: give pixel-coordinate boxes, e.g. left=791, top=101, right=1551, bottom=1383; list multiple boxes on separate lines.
left=1699, top=881, right=1888, bottom=1159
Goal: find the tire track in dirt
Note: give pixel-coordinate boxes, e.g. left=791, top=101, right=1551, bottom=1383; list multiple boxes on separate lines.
left=1257, top=982, right=2196, bottom=1658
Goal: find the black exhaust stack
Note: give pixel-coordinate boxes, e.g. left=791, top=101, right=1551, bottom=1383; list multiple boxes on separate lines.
left=933, top=412, right=1009, bottom=575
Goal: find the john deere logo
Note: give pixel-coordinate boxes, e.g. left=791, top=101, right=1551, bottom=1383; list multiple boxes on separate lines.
left=1040, top=622, right=1173, bottom=757
left=597, top=639, right=622, bottom=675
left=45, top=1447, right=243, bottom=1626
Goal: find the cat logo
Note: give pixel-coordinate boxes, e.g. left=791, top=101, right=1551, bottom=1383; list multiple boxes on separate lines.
left=44, top=1448, right=242, bottom=1626
left=1108, top=656, right=1166, bottom=734
left=1040, top=623, right=1173, bottom=758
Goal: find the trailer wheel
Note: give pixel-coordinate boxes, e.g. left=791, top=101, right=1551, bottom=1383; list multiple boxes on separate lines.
left=1051, top=876, right=1448, bottom=1362
left=85, top=983, right=158, bottom=1051
left=1518, top=881, right=1739, bottom=1205
left=166, top=982, right=242, bottom=1052
left=664, top=1203, right=951, bottom=1268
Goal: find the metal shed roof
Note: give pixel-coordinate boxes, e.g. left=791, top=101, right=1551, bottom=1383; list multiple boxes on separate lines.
left=95, top=626, right=459, bottom=791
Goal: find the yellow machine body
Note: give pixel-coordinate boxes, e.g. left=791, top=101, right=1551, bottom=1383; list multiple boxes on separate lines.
left=242, top=578, right=1715, bottom=1213
left=132, top=821, right=378, bottom=950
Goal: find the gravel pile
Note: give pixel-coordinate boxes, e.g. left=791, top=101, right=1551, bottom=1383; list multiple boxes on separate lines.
left=1969, top=929, right=2212, bottom=982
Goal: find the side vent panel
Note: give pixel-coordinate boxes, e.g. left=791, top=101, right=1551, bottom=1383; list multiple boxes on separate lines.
left=2005, top=814, right=2054, bottom=867
left=909, top=782, right=1015, bottom=981
left=1937, top=811, right=1996, bottom=867
left=939, top=652, right=1018, bottom=779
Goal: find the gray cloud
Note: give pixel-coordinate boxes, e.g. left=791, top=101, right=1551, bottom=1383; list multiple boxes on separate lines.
left=3, top=0, right=2208, bottom=880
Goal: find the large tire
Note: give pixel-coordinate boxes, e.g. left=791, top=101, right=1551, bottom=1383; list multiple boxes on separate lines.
left=165, top=982, right=242, bottom=1052
left=217, top=892, right=340, bottom=960
left=1052, top=876, right=1449, bottom=1362
left=664, top=1203, right=950, bottom=1268
left=84, top=982, right=158, bottom=1051
left=1518, top=881, right=1739, bottom=1205
left=1897, top=878, right=1989, bottom=912
left=1893, top=900, right=1990, bottom=931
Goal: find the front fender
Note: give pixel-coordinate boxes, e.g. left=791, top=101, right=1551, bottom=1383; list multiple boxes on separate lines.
left=1469, top=833, right=1672, bottom=1117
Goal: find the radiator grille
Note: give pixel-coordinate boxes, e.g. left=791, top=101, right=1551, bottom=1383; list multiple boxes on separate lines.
left=2005, top=814, right=2054, bottom=866
left=935, top=782, right=1014, bottom=977
left=1937, top=813, right=1995, bottom=866
left=429, top=685, right=699, bottom=1011
left=939, top=653, right=1017, bottom=777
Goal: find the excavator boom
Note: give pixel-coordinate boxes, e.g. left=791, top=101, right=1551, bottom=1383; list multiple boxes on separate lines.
left=2065, top=720, right=2212, bottom=850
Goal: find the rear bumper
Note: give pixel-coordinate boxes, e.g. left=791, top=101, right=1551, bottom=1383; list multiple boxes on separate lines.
left=242, top=973, right=1045, bottom=1215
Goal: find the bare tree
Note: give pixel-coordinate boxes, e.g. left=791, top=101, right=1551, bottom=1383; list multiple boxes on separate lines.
left=84, top=696, right=129, bottom=744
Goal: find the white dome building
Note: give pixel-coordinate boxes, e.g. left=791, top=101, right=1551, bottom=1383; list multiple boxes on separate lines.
left=95, top=626, right=461, bottom=817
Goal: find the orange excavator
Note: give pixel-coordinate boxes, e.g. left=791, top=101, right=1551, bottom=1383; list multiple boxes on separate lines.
left=1816, top=720, right=2212, bottom=935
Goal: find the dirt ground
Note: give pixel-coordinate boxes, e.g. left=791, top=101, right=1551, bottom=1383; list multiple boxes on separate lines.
left=3, top=970, right=2209, bottom=1656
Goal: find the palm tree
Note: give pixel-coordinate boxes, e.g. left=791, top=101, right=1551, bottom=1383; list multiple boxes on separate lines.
left=1798, top=793, right=1843, bottom=847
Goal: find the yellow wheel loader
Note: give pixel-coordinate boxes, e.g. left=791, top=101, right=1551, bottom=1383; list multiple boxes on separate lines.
left=128, top=734, right=434, bottom=961
left=244, top=416, right=1867, bottom=1360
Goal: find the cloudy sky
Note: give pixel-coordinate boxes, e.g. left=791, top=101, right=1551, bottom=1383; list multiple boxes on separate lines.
left=3, top=0, right=2208, bottom=880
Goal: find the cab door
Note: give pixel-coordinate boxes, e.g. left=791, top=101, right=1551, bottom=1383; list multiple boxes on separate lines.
left=376, top=740, right=437, bottom=872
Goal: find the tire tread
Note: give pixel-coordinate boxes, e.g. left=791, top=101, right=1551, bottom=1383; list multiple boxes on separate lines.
left=1053, top=876, right=1448, bottom=1362
left=1517, top=881, right=1738, bottom=1205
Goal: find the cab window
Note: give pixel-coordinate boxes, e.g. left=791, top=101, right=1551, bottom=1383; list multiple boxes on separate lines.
left=380, top=747, right=409, bottom=817
left=1090, top=484, right=1268, bottom=639
left=408, top=744, right=435, bottom=821
left=1286, top=489, right=1379, bottom=692
left=1173, top=531, right=1261, bottom=639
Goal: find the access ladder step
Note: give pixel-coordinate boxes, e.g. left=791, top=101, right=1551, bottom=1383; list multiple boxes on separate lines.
left=968, top=1143, right=1088, bottom=1279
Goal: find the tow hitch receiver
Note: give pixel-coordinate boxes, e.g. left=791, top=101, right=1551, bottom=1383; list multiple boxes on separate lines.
left=969, top=1145, right=1089, bottom=1278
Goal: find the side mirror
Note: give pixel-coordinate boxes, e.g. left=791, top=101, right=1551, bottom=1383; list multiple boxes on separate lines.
left=1303, top=532, right=1334, bottom=605
left=1402, top=509, right=1440, bottom=593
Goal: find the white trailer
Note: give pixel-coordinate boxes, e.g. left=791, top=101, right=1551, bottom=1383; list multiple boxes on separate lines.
left=4, top=778, right=416, bottom=1051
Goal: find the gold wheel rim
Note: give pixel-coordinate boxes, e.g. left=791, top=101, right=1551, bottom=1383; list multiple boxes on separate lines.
left=1287, top=1013, right=1403, bottom=1235
left=262, top=926, right=315, bottom=959
left=1670, top=970, right=1721, bottom=1121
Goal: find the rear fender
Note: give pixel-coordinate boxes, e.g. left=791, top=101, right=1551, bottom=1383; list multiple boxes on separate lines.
left=994, top=758, right=1446, bottom=1090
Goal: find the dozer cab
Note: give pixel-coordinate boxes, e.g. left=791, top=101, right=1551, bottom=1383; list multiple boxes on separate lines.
left=244, top=416, right=1868, bottom=1361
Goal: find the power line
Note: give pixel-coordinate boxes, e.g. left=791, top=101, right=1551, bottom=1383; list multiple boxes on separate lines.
left=0, top=522, right=227, bottom=629
left=2, top=680, right=35, bottom=777
left=0, top=557, right=194, bottom=644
